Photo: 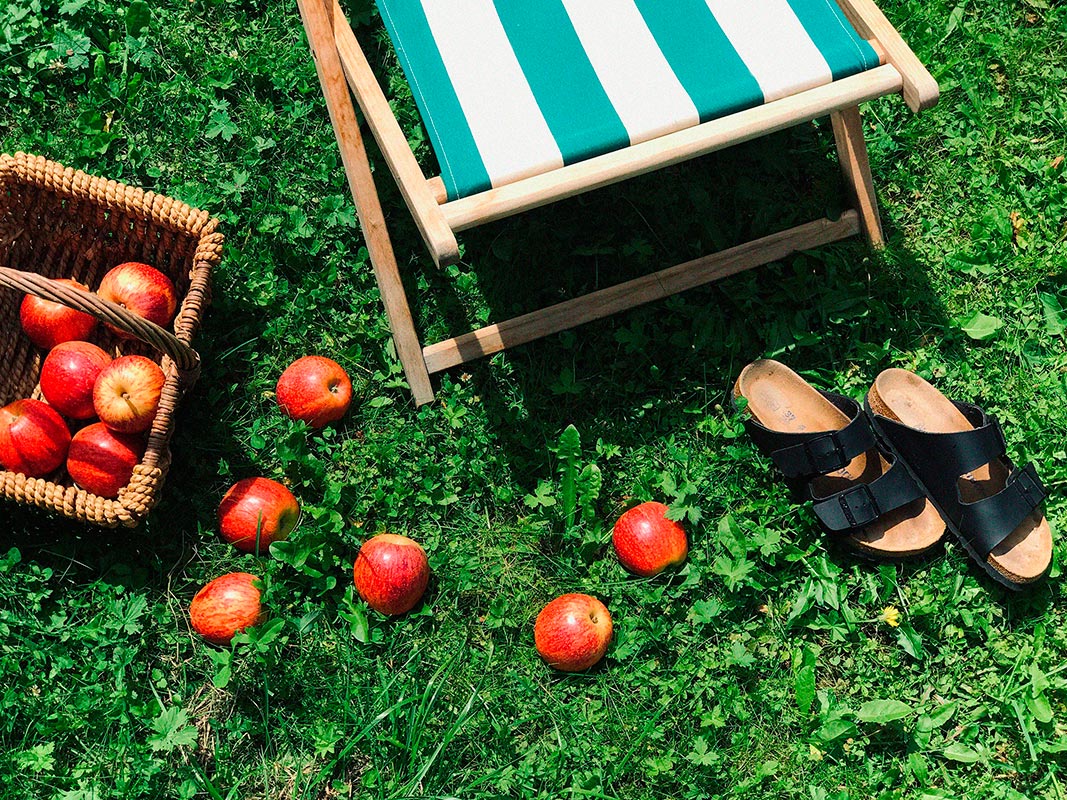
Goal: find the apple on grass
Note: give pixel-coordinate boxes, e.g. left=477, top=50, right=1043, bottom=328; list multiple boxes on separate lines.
left=353, top=533, right=429, bottom=615
left=276, top=355, right=352, bottom=429
left=20, top=279, right=97, bottom=350
left=96, top=262, right=178, bottom=337
left=612, top=501, right=688, bottom=577
left=40, top=341, right=112, bottom=420
left=189, top=572, right=264, bottom=645
left=0, top=399, right=71, bottom=478
left=66, top=423, right=145, bottom=498
left=93, top=355, right=165, bottom=434
left=218, top=477, right=301, bottom=553
left=534, top=593, right=612, bottom=673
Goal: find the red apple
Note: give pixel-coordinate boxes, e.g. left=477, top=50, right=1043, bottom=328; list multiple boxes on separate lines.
left=218, top=477, right=301, bottom=553
left=66, top=423, right=145, bottom=497
left=0, top=399, right=71, bottom=477
left=20, top=278, right=97, bottom=349
left=534, top=593, right=612, bottom=673
left=612, top=502, right=689, bottom=577
left=93, top=355, right=165, bottom=433
left=276, top=355, right=352, bottom=429
left=96, top=262, right=177, bottom=337
left=353, top=533, right=429, bottom=615
left=189, top=572, right=264, bottom=645
left=40, top=341, right=112, bottom=420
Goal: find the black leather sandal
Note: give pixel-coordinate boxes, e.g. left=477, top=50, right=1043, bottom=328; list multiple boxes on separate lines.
left=866, top=369, right=1052, bottom=590
left=735, top=360, right=944, bottom=559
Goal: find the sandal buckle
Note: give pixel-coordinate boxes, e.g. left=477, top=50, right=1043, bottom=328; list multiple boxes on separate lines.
left=804, top=433, right=847, bottom=474
left=1015, top=464, right=1045, bottom=504
left=837, top=484, right=880, bottom=529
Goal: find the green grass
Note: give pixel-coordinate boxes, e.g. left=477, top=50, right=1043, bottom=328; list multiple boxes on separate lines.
left=1, top=0, right=1066, bottom=797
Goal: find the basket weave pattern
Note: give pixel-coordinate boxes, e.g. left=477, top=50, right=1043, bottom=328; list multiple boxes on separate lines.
left=0, top=152, right=222, bottom=527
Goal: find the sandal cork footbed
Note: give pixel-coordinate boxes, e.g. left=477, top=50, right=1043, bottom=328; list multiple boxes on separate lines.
left=868, top=369, right=1052, bottom=585
left=736, top=360, right=944, bottom=558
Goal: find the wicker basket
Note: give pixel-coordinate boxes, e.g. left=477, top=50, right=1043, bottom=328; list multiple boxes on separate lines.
left=0, top=152, right=223, bottom=527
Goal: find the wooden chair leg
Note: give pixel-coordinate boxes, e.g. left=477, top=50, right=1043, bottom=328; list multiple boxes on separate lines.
left=297, top=0, right=435, bottom=405
left=831, top=106, right=885, bottom=248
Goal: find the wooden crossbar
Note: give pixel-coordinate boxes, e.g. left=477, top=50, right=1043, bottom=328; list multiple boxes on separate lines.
left=422, top=211, right=860, bottom=374
left=424, top=38, right=892, bottom=208
left=436, top=65, right=902, bottom=232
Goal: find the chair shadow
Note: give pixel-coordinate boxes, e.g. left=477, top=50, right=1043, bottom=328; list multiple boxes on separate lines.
left=403, top=119, right=961, bottom=484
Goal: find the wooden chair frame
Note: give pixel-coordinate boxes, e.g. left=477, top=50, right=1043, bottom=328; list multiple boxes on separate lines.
left=297, top=0, right=938, bottom=405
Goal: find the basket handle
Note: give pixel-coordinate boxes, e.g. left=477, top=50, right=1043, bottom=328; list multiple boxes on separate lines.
left=0, top=266, right=200, bottom=377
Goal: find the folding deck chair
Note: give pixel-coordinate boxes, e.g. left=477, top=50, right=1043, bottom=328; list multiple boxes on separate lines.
left=296, top=0, right=938, bottom=405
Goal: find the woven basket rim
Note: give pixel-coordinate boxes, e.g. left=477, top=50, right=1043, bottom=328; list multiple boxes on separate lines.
left=1, top=151, right=220, bottom=242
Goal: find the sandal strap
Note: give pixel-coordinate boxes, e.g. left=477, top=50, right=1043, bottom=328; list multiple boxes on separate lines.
left=871, top=400, right=1007, bottom=481
left=811, top=458, right=925, bottom=533
left=744, top=392, right=876, bottom=479
left=960, top=463, right=1047, bottom=558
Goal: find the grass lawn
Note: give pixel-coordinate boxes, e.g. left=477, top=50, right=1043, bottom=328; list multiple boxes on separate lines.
left=2, top=0, right=1066, bottom=797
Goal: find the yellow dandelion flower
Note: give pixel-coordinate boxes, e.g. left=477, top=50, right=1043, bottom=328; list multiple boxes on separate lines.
left=880, top=606, right=901, bottom=627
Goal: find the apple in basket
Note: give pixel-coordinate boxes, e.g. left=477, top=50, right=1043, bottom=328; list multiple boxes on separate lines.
left=534, top=593, right=612, bottom=673
left=0, top=399, right=71, bottom=478
left=276, top=355, right=352, bottom=429
left=96, top=262, right=178, bottom=336
left=19, top=278, right=97, bottom=350
left=93, top=355, right=165, bottom=434
left=189, top=572, right=264, bottom=645
left=612, top=501, right=689, bottom=577
left=218, top=477, right=301, bottom=553
left=66, top=423, right=145, bottom=498
left=40, top=341, right=112, bottom=420
left=353, top=533, right=430, bottom=615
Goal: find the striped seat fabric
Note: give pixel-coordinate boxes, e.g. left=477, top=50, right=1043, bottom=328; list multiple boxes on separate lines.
left=378, top=0, right=880, bottom=200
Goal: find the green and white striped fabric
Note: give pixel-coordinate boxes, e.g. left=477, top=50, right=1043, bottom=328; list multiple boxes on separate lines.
left=377, top=0, right=879, bottom=200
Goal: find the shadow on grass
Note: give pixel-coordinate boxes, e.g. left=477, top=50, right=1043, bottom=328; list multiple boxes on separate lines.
left=404, top=121, right=959, bottom=477
left=0, top=503, right=187, bottom=590
left=347, top=14, right=965, bottom=519
left=373, top=113, right=1059, bottom=598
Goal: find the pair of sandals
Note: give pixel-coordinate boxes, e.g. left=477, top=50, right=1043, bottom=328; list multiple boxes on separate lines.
left=736, top=360, right=1052, bottom=590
